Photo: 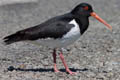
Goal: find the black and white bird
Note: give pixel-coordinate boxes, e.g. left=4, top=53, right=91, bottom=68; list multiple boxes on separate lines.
left=3, top=3, right=112, bottom=74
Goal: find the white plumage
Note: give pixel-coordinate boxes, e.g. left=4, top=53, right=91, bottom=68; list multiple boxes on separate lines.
left=28, top=19, right=81, bottom=48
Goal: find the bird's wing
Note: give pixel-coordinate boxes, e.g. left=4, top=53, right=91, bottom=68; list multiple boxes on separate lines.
left=18, top=19, right=74, bottom=40
left=3, top=15, right=74, bottom=44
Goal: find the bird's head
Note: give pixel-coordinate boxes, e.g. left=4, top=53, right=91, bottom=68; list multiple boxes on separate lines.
left=71, top=3, right=112, bottom=30
left=71, top=3, right=93, bottom=17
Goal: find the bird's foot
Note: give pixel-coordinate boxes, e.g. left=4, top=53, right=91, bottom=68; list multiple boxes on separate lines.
left=54, top=64, right=60, bottom=72
left=54, top=68, right=60, bottom=72
left=66, top=69, right=76, bottom=75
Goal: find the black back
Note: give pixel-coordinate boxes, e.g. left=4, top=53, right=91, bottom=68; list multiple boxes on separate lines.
left=17, top=13, right=75, bottom=40
left=3, top=3, right=94, bottom=44
left=3, top=13, right=76, bottom=44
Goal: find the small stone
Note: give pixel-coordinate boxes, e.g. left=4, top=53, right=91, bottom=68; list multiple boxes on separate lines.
left=86, top=71, right=96, bottom=78
left=18, top=64, right=26, bottom=69
left=106, top=72, right=114, bottom=78
left=7, top=66, right=15, bottom=71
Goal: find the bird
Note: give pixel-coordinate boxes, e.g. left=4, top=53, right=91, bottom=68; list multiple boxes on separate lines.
left=3, top=3, right=112, bottom=75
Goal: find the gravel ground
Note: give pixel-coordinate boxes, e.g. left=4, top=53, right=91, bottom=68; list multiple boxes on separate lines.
left=0, top=0, right=120, bottom=80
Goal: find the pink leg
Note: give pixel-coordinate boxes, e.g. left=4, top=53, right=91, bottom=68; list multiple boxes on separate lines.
left=59, top=51, right=76, bottom=75
left=52, top=49, right=59, bottom=72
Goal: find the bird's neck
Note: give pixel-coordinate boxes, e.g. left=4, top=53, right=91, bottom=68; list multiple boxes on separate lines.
left=75, top=16, right=89, bottom=34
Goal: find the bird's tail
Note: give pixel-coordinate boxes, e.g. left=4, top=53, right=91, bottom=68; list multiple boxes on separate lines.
left=3, top=31, right=25, bottom=45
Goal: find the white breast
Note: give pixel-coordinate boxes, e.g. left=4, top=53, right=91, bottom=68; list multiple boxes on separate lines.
left=63, top=19, right=80, bottom=38
left=28, top=19, right=81, bottom=48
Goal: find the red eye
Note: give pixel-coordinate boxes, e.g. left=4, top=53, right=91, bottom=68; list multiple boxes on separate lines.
left=83, top=6, right=89, bottom=10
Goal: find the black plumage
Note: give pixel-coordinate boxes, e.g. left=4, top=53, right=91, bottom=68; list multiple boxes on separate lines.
left=3, top=3, right=112, bottom=74
left=3, top=13, right=75, bottom=44
left=3, top=3, right=94, bottom=45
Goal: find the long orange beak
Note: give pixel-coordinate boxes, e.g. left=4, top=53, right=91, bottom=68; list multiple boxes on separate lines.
left=90, top=12, right=112, bottom=30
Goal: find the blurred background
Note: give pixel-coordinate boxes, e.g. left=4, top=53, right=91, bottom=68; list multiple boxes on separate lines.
left=0, top=0, right=120, bottom=80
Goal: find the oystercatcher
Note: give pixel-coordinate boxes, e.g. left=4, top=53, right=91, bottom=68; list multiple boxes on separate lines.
left=3, top=3, right=112, bottom=74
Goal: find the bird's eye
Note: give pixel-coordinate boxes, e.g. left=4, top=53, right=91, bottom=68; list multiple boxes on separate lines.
left=83, top=6, right=89, bottom=10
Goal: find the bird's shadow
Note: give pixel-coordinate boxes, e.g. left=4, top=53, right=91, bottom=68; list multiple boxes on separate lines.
left=7, top=66, right=89, bottom=73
